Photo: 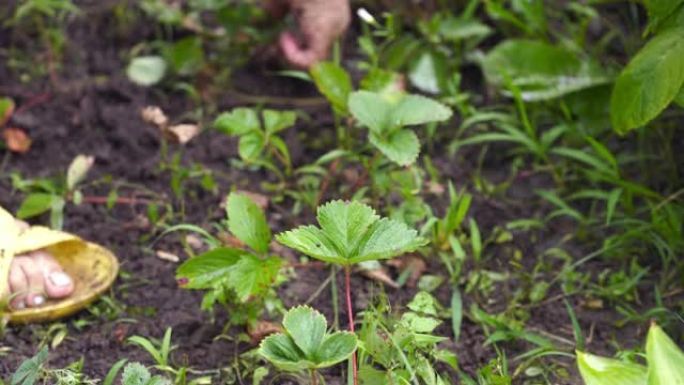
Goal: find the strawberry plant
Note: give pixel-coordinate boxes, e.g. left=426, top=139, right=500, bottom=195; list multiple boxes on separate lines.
left=176, top=192, right=283, bottom=327
left=259, top=306, right=357, bottom=385
left=214, top=108, right=296, bottom=179
left=276, top=200, right=427, bottom=385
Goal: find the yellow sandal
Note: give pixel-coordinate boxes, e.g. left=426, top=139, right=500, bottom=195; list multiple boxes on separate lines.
left=0, top=206, right=119, bottom=323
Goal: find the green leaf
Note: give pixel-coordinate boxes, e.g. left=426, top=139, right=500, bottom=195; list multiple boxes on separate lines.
left=646, top=323, right=684, bottom=385
left=576, top=351, right=646, bottom=385
left=393, top=94, right=453, bottom=127
left=439, top=18, right=492, bottom=41
left=369, top=129, right=420, bottom=166
left=611, top=27, right=684, bottom=133
left=277, top=200, right=428, bottom=266
left=11, top=347, right=48, bottom=385
left=103, top=359, right=128, bottom=385
left=175, top=248, right=243, bottom=289
left=259, top=306, right=357, bottom=371
left=262, top=110, right=296, bottom=135
left=214, top=108, right=260, bottom=135
left=282, top=305, right=327, bottom=359
left=0, top=97, right=15, bottom=126
left=407, top=291, right=440, bottom=316
left=226, top=193, right=271, bottom=254
left=238, top=132, right=265, bottom=161
left=481, top=39, right=609, bottom=101
left=226, top=255, right=281, bottom=302
left=316, top=332, right=357, bottom=366
left=675, top=87, right=684, bottom=107
left=165, top=36, right=204, bottom=76
left=645, top=0, right=684, bottom=32
left=348, top=91, right=392, bottom=133
left=400, top=312, right=441, bottom=333
left=121, top=363, right=151, bottom=385
left=17, top=193, right=54, bottom=219
left=408, top=51, right=448, bottom=94
left=127, top=56, right=167, bottom=86
left=310, top=62, right=353, bottom=114
left=259, top=333, right=311, bottom=371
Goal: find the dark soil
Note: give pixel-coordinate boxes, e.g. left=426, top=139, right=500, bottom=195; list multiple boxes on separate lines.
left=0, top=2, right=671, bottom=384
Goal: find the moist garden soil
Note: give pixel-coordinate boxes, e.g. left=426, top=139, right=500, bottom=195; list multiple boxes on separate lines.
left=0, top=2, right=664, bottom=384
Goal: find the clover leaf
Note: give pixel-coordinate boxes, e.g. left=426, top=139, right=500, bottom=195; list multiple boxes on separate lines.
left=348, top=91, right=452, bottom=166
left=259, top=306, right=357, bottom=371
left=275, top=200, right=428, bottom=266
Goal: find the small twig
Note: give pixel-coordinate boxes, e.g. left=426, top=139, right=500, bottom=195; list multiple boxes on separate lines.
left=13, top=93, right=52, bottom=115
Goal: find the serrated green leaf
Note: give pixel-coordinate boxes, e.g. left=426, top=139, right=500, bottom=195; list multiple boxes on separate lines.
left=121, top=363, right=151, bottom=385
left=401, top=313, right=441, bottom=333
left=175, top=248, right=243, bottom=289
left=263, top=110, right=296, bottom=135
left=369, top=128, right=420, bottom=166
left=214, top=108, right=260, bottom=135
left=259, top=334, right=312, bottom=371
left=226, top=193, right=271, bottom=253
left=226, top=255, right=281, bottom=302
left=348, top=91, right=392, bottom=133
left=316, top=332, right=357, bottom=366
left=611, top=27, right=684, bottom=133
left=407, top=291, right=440, bottom=316
left=576, top=351, right=646, bottom=385
left=277, top=200, right=427, bottom=266
left=127, top=56, right=167, bottom=86
left=282, top=306, right=327, bottom=359
left=646, top=323, right=684, bottom=385
left=392, top=94, right=453, bottom=126
left=238, top=131, right=265, bottom=161
left=310, top=62, right=353, bottom=114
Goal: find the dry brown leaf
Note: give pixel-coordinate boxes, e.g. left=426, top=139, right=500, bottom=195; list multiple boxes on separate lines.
left=156, top=250, right=180, bottom=263
left=361, top=267, right=399, bottom=289
left=248, top=320, right=283, bottom=344
left=141, top=106, right=168, bottom=127
left=427, top=181, right=445, bottom=195
left=3, top=127, right=32, bottom=153
left=165, top=124, right=201, bottom=144
left=387, top=254, right=427, bottom=288
left=185, top=234, right=205, bottom=251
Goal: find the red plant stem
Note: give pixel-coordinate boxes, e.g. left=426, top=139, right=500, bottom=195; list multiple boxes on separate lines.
left=345, top=266, right=358, bottom=385
left=81, top=196, right=154, bottom=206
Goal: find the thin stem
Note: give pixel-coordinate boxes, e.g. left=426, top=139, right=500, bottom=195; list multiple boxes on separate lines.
left=344, top=266, right=358, bottom=385
left=310, top=369, right=318, bottom=385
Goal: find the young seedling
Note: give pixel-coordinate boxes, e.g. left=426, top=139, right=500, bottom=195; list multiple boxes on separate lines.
left=176, top=193, right=282, bottom=326
left=276, top=200, right=427, bottom=385
left=214, top=108, right=296, bottom=179
left=348, top=91, right=452, bottom=166
left=259, top=306, right=357, bottom=385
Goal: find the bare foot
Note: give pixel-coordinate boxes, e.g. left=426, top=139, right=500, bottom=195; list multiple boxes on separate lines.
left=7, top=221, right=75, bottom=310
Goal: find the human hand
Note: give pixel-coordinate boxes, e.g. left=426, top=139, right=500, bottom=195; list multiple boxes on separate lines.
left=265, top=0, right=351, bottom=68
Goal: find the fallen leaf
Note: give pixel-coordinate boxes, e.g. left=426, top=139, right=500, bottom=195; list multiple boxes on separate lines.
left=3, top=127, right=31, bottom=153
left=141, top=106, right=168, bottom=128
left=165, top=124, right=200, bottom=144
left=361, top=266, right=399, bottom=288
left=427, top=181, right=445, bottom=195
left=387, top=254, right=427, bottom=288
left=248, top=320, right=283, bottom=344
left=156, top=250, right=180, bottom=263
left=185, top=234, right=205, bottom=251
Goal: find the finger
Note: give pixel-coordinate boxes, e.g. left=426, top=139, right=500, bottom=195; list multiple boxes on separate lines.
left=32, top=251, right=74, bottom=299
left=9, top=256, right=30, bottom=309
left=20, top=252, right=47, bottom=307
left=279, top=31, right=321, bottom=68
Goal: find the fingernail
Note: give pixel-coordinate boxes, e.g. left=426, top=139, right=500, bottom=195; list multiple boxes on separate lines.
left=33, top=295, right=45, bottom=306
left=49, top=271, right=72, bottom=287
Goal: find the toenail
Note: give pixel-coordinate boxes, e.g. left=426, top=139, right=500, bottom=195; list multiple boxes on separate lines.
left=49, top=272, right=72, bottom=287
left=33, top=295, right=45, bottom=306
left=15, top=302, right=26, bottom=310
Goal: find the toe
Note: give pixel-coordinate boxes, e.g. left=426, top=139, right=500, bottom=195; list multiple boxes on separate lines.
left=20, top=253, right=47, bottom=307
left=33, top=251, right=74, bottom=299
left=9, top=256, right=30, bottom=309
